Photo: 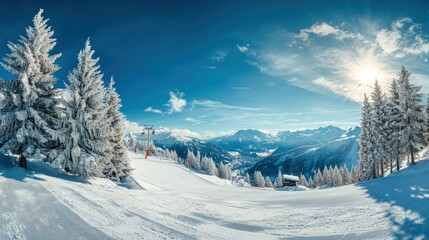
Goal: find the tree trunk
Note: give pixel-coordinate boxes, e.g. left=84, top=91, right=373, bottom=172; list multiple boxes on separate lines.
left=390, top=159, right=393, bottom=173
left=410, top=144, right=415, bottom=165
left=380, top=160, right=384, bottom=177
left=19, top=154, right=27, bottom=169
left=396, top=158, right=400, bottom=171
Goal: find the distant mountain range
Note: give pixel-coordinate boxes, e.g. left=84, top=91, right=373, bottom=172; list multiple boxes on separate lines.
left=126, top=124, right=361, bottom=178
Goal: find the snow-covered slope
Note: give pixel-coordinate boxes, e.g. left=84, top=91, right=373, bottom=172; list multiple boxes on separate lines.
left=1, top=151, right=428, bottom=239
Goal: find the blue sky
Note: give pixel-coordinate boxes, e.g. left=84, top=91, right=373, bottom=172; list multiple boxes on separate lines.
left=1, top=0, right=429, bottom=138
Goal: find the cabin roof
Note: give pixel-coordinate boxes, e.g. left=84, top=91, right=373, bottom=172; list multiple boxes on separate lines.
left=283, top=174, right=299, bottom=182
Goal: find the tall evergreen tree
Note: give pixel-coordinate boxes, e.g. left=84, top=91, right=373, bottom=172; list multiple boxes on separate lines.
left=54, top=39, right=107, bottom=177
left=276, top=170, right=284, bottom=188
left=386, top=79, right=404, bottom=171
left=396, top=67, right=427, bottom=165
left=253, top=171, right=265, bottom=187
left=370, top=80, right=389, bottom=177
left=0, top=9, right=62, bottom=160
left=244, top=173, right=251, bottom=184
left=359, top=93, right=374, bottom=181
left=264, top=176, right=274, bottom=188
left=103, top=77, right=130, bottom=181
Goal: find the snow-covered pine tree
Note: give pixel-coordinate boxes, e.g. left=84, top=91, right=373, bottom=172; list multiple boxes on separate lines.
left=308, top=176, right=314, bottom=188
left=206, top=157, right=217, bottom=176
left=314, top=168, right=323, bottom=187
left=386, top=79, right=404, bottom=172
left=103, top=77, right=131, bottom=181
left=226, top=165, right=232, bottom=180
left=200, top=156, right=208, bottom=172
left=0, top=9, right=62, bottom=161
left=276, top=170, right=283, bottom=188
left=196, top=151, right=201, bottom=170
left=54, top=39, right=108, bottom=177
left=350, top=166, right=359, bottom=184
left=370, top=80, right=389, bottom=177
left=396, top=67, right=427, bottom=165
left=340, top=164, right=349, bottom=185
left=244, top=172, right=251, bottom=184
left=187, top=149, right=198, bottom=170
left=253, top=171, right=265, bottom=187
left=358, top=93, right=374, bottom=181
left=322, top=167, right=328, bottom=186
left=264, top=176, right=273, bottom=188
left=299, top=174, right=308, bottom=187
left=333, top=165, right=341, bottom=187
left=218, top=161, right=228, bottom=179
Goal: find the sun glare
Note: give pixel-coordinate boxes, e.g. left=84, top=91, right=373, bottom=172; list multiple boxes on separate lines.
left=356, top=66, right=379, bottom=85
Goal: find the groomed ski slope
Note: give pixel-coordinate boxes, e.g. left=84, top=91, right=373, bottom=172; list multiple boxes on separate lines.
left=0, top=151, right=428, bottom=239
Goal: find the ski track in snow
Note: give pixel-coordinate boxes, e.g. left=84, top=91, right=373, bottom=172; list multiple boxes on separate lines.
left=0, top=151, right=428, bottom=239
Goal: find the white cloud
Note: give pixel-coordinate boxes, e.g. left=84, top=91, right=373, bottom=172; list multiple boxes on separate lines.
left=211, top=51, right=227, bottom=62
left=167, top=91, right=187, bottom=114
left=376, top=29, right=401, bottom=54
left=191, top=99, right=260, bottom=111
left=144, top=107, right=162, bottom=114
left=237, top=44, right=249, bottom=53
left=297, top=22, right=355, bottom=41
left=392, top=17, right=413, bottom=30
left=184, top=117, right=203, bottom=124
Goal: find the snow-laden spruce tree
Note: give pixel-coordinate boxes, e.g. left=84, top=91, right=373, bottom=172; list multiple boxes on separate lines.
left=218, top=161, right=228, bottom=179
left=314, top=168, right=323, bottom=186
left=386, top=79, right=404, bottom=171
left=0, top=9, right=62, bottom=160
left=332, top=165, right=342, bottom=187
left=264, top=176, right=273, bottom=188
left=370, top=80, right=389, bottom=177
left=187, top=149, right=200, bottom=170
left=54, top=39, right=108, bottom=177
left=253, top=171, right=265, bottom=187
left=359, top=93, right=375, bottom=181
left=299, top=174, right=308, bottom=187
left=340, top=164, right=349, bottom=185
left=244, top=172, right=251, bottom=184
left=308, top=176, right=314, bottom=188
left=396, top=67, right=427, bottom=165
left=350, top=166, right=359, bottom=184
left=276, top=170, right=283, bottom=188
left=206, top=157, right=217, bottom=176
left=102, top=77, right=130, bottom=181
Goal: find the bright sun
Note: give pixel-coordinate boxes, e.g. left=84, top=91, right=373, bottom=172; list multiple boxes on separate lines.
left=356, top=66, right=379, bottom=85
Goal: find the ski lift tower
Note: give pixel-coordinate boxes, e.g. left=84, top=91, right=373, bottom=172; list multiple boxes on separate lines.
left=142, top=125, right=155, bottom=158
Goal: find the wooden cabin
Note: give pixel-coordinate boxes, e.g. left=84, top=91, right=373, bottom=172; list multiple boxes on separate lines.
left=283, top=174, right=299, bottom=187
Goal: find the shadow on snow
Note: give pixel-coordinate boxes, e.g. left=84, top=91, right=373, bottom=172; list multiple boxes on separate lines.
left=358, top=159, right=429, bottom=239
left=0, top=153, right=86, bottom=184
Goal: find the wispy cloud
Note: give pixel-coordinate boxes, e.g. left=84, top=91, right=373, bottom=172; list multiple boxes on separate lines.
left=144, top=107, right=163, bottom=114
left=184, top=117, right=203, bottom=124
left=237, top=44, right=250, bottom=53
left=191, top=99, right=261, bottom=111
left=211, top=50, right=228, bottom=62
left=167, top=91, right=187, bottom=114
left=296, top=22, right=357, bottom=41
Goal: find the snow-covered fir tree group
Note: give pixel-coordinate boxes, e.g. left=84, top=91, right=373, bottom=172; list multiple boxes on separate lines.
left=0, top=9, right=130, bottom=180
left=358, top=66, right=427, bottom=181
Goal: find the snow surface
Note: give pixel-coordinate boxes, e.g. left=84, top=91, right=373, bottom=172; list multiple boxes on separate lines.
left=0, top=151, right=428, bottom=239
